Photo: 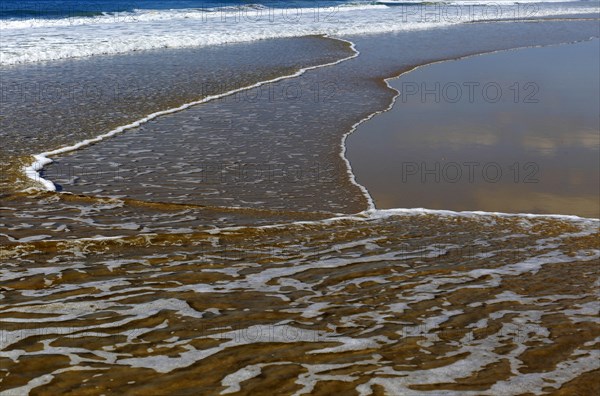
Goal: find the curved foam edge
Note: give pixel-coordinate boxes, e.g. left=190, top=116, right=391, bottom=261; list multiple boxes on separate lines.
left=336, top=45, right=378, bottom=211
left=22, top=36, right=362, bottom=193
left=14, top=206, right=598, bottom=246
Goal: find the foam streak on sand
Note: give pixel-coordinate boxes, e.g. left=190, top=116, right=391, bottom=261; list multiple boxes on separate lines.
left=1, top=208, right=598, bottom=394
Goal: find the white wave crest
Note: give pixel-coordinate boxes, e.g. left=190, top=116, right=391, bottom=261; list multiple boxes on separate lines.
left=1, top=3, right=597, bottom=65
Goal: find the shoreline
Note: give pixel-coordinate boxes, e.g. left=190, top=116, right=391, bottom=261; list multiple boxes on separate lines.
left=1, top=190, right=597, bottom=249
left=20, top=35, right=600, bottom=220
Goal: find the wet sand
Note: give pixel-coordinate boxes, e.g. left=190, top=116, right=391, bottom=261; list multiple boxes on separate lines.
left=1, top=16, right=599, bottom=396
left=347, top=39, right=600, bottom=218
left=2, top=208, right=599, bottom=396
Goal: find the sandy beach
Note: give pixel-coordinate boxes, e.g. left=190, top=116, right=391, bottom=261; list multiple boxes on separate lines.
left=1, top=1, right=599, bottom=394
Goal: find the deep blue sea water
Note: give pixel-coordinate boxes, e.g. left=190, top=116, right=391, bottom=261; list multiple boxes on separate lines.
left=0, top=0, right=358, bottom=19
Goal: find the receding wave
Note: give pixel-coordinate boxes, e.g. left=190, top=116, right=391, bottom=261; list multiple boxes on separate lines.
left=1, top=3, right=597, bottom=64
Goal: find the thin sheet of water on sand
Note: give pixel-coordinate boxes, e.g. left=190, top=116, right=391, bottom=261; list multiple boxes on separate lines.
left=347, top=39, right=600, bottom=217
left=46, top=20, right=599, bottom=214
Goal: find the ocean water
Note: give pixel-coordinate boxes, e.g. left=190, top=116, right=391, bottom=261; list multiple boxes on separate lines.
left=1, top=0, right=598, bottom=64
left=1, top=0, right=599, bottom=394
left=0, top=0, right=358, bottom=18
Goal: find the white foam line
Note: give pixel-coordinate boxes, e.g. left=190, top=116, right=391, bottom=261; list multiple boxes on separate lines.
left=4, top=201, right=595, bottom=248
left=185, top=204, right=600, bottom=237
left=0, top=5, right=390, bottom=31
left=5, top=205, right=596, bottom=248
left=363, top=207, right=600, bottom=222
left=22, top=36, right=363, bottom=192
left=337, top=59, right=377, bottom=210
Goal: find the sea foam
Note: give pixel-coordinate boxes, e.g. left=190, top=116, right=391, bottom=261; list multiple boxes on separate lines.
left=1, top=2, right=597, bottom=65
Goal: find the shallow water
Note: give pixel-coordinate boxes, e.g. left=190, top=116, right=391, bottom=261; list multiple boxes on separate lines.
left=0, top=36, right=352, bottom=191
left=1, top=208, right=599, bottom=395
